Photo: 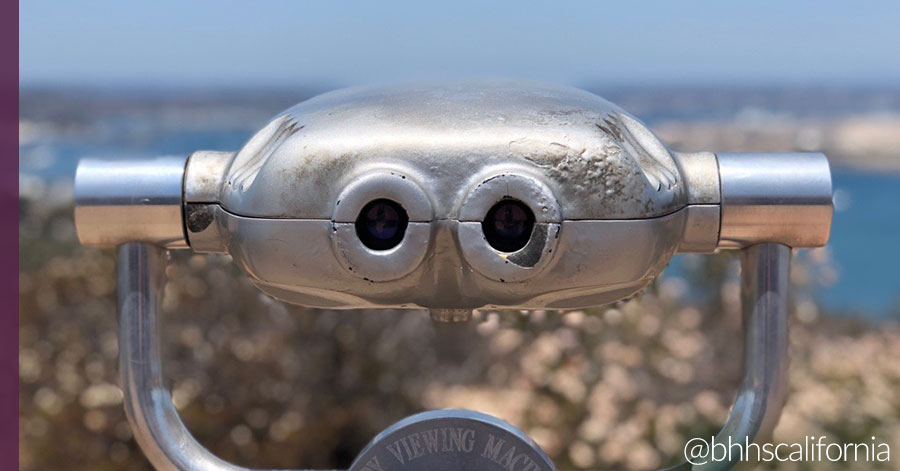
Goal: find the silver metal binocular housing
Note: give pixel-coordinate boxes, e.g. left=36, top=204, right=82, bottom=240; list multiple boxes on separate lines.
left=75, top=81, right=832, bottom=316
left=74, top=81, right=833, bottom=471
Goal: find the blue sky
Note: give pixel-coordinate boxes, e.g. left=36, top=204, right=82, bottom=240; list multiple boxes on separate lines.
left=19, top=1, right=900, bottom=87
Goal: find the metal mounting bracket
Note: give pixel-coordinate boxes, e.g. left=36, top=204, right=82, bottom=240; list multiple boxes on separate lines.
left=117, top=242, right=789, bottom=471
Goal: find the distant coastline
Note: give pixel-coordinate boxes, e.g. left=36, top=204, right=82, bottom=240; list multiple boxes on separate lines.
left=20, top=85, right=900, bottom=174
left=653, top=113, right=900, bottom=173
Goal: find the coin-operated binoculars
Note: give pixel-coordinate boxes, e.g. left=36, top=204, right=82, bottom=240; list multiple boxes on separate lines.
left=75, top=81, right=832, bottom=471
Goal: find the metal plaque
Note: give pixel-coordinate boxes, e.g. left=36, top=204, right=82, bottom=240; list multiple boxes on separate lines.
left=349, top=409, right=555, bottom=471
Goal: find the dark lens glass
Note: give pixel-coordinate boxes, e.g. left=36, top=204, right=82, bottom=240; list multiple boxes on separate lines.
left=355, top=199, right=408, bottom=250
left=482, top=199, right=535, bottom=252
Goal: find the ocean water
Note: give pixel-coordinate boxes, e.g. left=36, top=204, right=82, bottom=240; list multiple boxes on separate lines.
left=18, top=88, right=900, bottom=317
left=824, top=170, right=900, bottom=315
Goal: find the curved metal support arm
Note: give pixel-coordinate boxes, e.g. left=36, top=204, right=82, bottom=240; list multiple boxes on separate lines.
left=118, top=242, right=789, bottom=471
left=671, top=243, right=791, bottom=471
left=118, top=243, right=292, bottom=471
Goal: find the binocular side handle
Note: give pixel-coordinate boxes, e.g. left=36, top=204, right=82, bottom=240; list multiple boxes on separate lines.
left=117, top=242, right=789, bottom=471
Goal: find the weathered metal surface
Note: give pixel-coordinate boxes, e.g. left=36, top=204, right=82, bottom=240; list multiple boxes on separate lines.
left=220, top=210, right=684, bottom=310
left=184, top=81, right=704, bottom=309
left=219, top=81, right=687, bottom=221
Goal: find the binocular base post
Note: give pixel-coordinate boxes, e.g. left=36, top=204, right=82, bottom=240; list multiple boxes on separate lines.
left=117, top=242, right=789, bottom=471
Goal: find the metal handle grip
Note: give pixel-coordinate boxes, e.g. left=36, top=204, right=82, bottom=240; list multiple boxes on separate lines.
left=76, top=157, right=189, bottom=248
left=117, top=242, right=789, bottom=471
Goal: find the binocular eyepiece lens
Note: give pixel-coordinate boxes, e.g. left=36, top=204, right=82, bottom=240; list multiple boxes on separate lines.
left=356, top=199, right=409, bottom=251
left=482, top=199, right=535, bottom=253
left=355, top=198, right=535, bottom=253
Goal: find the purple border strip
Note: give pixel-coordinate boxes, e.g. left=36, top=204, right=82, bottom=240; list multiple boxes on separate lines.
left=3, top=0, right=19, bottom=467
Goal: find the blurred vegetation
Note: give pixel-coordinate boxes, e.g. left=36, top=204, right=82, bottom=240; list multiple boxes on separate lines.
left=19, top=191, right=900, bottom=471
